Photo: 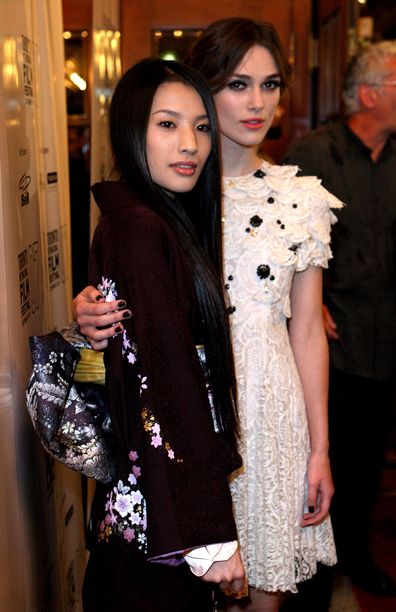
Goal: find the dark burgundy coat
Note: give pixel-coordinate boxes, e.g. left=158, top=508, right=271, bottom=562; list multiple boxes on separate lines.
left=88, top=181, right=238, bottom=564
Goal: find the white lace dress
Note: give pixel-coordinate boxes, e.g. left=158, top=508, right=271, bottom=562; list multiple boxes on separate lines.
left=224, top=161, right=340, bottom=593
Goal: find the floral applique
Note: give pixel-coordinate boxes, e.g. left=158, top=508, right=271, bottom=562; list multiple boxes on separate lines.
left=98, top=450, right=147, bottom=551
left=98, top=277, right=118, bottom=302
left=141, top=407, right=182, bottom=463
left=97, top=278, right=139, bottom=367
left=122, top=330, right=138, bottom=365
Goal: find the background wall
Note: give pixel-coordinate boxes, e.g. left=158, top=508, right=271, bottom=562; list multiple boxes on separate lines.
left=0, top=1, right=86, bottom=610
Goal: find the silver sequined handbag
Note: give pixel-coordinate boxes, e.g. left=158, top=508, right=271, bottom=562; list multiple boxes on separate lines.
left=26, top=324, right=115, bottom=483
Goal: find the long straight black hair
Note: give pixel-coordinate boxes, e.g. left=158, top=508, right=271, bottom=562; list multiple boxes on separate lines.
left=109, top=58, right=239, bottom=449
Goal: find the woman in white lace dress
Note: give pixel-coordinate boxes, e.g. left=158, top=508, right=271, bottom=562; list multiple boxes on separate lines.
left=74, top=18, right=338, bottom=612
left=187, top=19, right=339, bottom=611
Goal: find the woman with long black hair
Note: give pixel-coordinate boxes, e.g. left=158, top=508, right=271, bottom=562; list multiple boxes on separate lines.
left=82, top=57, right=244, bottom=612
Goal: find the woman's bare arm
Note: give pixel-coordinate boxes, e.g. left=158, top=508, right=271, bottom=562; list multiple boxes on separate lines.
left=288, top=266, right=334, bottom=527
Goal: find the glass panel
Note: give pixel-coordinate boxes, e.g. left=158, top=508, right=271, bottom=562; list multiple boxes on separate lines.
left=64, top=29, right=89, bottom=117
left=151, top=28, right=202, bottom=62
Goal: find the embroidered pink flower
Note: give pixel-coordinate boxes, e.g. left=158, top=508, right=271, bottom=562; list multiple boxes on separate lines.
left=151, top=434, right=162, bottom=448
left=114, top=494, right=133, bottom=518
left=128, top=473, right=137, bottom=486
left=98, top=447, right=147, bottom=552
left=131, top=490, right=143, bottom=505
left=141, top=409, right=179, bottom=462
left=99, top=277, right=118, bottom=301
left=122, top=333, right=131, bottom=350
left=130, top=511, right=142, bottom=525
left=123, top=528, right=135, bottom=542
left=120, top=324, right=138, bottom=363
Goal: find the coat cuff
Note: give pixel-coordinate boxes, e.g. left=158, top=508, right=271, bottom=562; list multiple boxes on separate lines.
left=183, top=541, right=238, bottom=577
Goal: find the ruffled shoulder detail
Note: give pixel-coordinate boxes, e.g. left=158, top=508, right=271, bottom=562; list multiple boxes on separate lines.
left=290, top=172, right=343, bottom=272
left=223, top=162, right=343, bottom=273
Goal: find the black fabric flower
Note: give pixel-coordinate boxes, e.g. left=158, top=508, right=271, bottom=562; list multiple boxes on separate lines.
left=257, top=264, right=271, bottom=280
left=250, top=215, right=263, bottom=228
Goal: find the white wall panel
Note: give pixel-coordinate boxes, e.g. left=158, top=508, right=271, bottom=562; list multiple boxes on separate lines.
left=0, top=1, right=85, bottom=610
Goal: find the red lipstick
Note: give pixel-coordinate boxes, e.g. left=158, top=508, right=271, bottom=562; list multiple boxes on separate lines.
left=170, top=162, right=197, bottom=175
left=240, top=118, right=265, bottom=129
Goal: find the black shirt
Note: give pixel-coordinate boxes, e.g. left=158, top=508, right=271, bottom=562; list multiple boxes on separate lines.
left=284, top=121, right=396, bottom=381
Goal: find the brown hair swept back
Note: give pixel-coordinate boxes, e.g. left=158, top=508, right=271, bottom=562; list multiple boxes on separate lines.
left=188, top=17, right=293, bottom=94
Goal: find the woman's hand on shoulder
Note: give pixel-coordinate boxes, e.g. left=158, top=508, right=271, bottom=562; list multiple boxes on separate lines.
left=301, top=450, right=334, bottom=527
left=72, top=285, right=131, bottom=350
left=201, top=548, right=245, bottom=595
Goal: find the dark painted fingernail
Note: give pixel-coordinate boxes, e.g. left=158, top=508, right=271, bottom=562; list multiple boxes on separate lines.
left=122, top=311, right=132, bottom=319
left=118, top=300, right=126, bottom=308
left=95, top=294, right=103, bottom=301
left=115, top=326, right=123, bottom=334
left=308, top=505, right=315, bottom=513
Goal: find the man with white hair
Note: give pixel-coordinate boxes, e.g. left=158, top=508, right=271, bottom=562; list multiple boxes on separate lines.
left=284, top=41, right=396, bottom=597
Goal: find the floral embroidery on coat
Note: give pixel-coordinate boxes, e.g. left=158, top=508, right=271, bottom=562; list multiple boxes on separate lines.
left=98, top=277, right=118, bottom=301
left=141, top=407, right=182, bottom=462
left=97, top=278, right=179, bottom=463
left=98, top=278, right=139, bottom=367
left=122, top=330, right=138, bottom=365
left=98, top=450, right=147, bottom=551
